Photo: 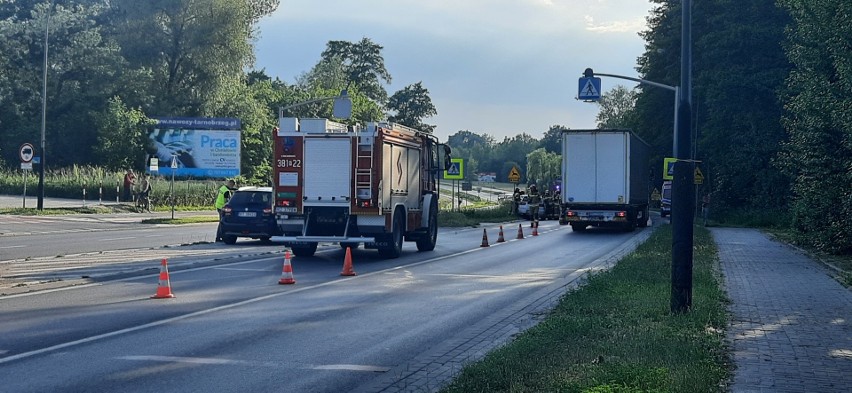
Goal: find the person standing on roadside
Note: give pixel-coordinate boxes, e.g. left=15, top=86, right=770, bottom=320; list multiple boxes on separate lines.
left=123, top=169, right=136, bottom=202
left=215, top=179, right=237, bottom=242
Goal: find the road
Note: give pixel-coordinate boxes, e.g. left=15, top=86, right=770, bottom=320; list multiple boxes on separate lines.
left=1, top=197, right=658, bottom=391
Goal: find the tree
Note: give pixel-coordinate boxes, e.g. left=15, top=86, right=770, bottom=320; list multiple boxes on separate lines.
left=387, top=82, right=437, bottom=132
left=525, top=148, right=560, bottom=188
left=539, top=125, right=568, bottom=154
left=778, top=0, right=852, bottom=254
left=94, top=97, right=153, bottom=171
left=318, top=38, right=391, bottom=103
left=596, top=85, right=637, bottom=129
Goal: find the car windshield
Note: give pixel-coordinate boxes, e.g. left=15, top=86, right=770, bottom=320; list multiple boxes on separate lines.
left=229, top=191, right=271, bottom=205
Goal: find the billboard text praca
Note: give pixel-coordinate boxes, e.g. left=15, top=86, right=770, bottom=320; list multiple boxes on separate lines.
left=148, top=117, right=241, bottom=178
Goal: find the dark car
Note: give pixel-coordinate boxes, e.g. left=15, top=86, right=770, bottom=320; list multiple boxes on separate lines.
left=220, top=187, right=281, bottom=244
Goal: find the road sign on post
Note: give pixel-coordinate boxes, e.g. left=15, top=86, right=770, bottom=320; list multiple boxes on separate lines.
left=20, top=143, right=35, bottom=163
left=507, top=166, right=521, bottom=183
left=577, top=77, right=602, bottom=101
left=444, top=158, right=464, bottom=180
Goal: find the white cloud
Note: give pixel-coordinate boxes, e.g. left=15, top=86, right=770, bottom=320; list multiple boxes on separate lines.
left=255, top=1, right=654, bottom=141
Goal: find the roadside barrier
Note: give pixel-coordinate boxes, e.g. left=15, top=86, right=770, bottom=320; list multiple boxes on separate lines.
left=497, top=225, right=505, bottom=243
left=278, top=249, right=296, bottom=285
left=151, top=258, right=175, bottom=299
left=341, top=247, right=357, bottom=276
left=480, top=228, right=490, bottom=247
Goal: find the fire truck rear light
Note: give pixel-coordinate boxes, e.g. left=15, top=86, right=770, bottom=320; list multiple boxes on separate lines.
left=616, top=211, right=627, bottom=217
left=360, top=200, right=372, bottom=208
left=565, top=211, right=576, bottom=217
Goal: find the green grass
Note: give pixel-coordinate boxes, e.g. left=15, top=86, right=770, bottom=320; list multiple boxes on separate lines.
left=141, top=216, right=219, bottom=225
left=442, top=225, right=731, bottom=393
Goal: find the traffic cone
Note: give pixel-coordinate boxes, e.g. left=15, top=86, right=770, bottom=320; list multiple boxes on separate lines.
left=532, top=221, right=539, bottom=236
left=516, top=224, right=525, bottom=239
left=496, top=225, right=506, bottom=243
left=278, top=249, right=296, bottom=285
left=480, top=228, right=490, bottom=247
left=341, top=247, right=357, bottom=276
left=151, top=258, right=175, bottom=299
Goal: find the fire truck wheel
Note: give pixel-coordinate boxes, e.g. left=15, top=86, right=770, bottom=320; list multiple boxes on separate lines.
left=379, top=211, right=404, bottom=258
left=291, top=242, right=317, bottom=257
left=571, top=224, right=587, bottom=232
left=340, top=242, right=358, bottom=250
left=416, top=198, right=438, bottom=252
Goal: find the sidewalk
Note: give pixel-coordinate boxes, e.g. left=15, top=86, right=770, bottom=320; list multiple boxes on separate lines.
left=712, top=228, right=852, bottom=393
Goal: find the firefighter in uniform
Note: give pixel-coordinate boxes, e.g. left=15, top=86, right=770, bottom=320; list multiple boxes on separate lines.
left=528, top=184, right=541, bottom=225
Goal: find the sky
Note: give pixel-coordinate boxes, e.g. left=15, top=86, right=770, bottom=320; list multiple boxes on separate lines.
left=254, top=0, right=656, bottom=143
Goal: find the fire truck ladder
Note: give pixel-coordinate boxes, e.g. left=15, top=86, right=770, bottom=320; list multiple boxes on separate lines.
left=355, top=137, right=374, bottom=201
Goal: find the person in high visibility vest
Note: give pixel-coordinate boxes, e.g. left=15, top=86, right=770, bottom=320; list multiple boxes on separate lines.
left=215, top=179, right=237, bottom=242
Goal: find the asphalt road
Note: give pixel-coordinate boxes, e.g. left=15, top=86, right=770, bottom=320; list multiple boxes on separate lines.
left=0, top=214, right=658, bottom=392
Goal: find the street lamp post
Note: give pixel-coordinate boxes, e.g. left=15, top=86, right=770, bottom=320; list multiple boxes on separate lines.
left=38, top=1, right=53, bottom=211
left=670, top=0, right=694, bottom=313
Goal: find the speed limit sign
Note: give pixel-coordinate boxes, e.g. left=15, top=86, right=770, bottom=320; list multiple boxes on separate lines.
left=20, top=143, right=35, bottom=163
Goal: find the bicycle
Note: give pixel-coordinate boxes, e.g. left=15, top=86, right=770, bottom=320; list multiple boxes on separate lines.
left=134, top=191, right=152, bottom=213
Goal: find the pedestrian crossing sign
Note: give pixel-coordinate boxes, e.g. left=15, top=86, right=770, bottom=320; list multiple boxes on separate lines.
left=663, top=157, right=676, bottom=180
left=444, top=158, right=464, bottom=180
left=578, top=77, right=602, bottom=101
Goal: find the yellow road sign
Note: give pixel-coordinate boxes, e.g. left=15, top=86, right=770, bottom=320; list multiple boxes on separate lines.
left=694, top=167, right=704, bottom=185
left=507, top=166, right=521, bottom=183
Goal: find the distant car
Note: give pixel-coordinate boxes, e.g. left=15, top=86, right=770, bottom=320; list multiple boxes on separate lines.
left=220, top=186, right=281, bottom=244
left=516, top=195, right=545, bottom=219
left=660, top=181, right=672, bottom=218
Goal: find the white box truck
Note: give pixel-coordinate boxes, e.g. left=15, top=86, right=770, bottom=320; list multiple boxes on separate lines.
left=559, top=129, right=651, bottom=231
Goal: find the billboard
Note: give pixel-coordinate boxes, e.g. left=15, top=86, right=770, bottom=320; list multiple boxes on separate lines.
left=147, top=117, right=241, bottom=178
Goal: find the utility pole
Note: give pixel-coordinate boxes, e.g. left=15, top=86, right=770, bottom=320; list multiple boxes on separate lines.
left=38, top=1, right=53, bottom=210
left=670, top=0, right=694, bottom=313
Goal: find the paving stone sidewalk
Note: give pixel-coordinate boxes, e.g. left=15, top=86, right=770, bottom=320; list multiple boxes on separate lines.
left=712, top=228, right=852, bottom=393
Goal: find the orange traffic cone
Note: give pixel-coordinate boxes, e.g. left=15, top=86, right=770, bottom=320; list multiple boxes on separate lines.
left=278, top=249, right=296, bottom=285
left=480, top=228, right=490, bottom=247
left=496, top=225, right=506, bottom=243
left=341, top=247, right=357, bottom=276
left=151, top=258, right=175, bottom=299
left=532, top=221, right=539, bottom=236
left=517, top=224, right=525, bottom=239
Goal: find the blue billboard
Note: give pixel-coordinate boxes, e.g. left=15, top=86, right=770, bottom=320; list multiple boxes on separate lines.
left=147, top=117, right=241, bottom=178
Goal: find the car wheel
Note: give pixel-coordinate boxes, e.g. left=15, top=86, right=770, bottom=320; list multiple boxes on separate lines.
left=223, top=235, right=238, bottom=244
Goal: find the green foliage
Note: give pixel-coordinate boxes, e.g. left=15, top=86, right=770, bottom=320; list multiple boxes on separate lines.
left=387, top=82, right=437, bottom=132
left=596, top=85, right=638, bottom=129
left=319, top=38, right=392, bottom=104
left=525, top=148, right=560, bottom=188
left=777, top=0, right=852, bottom=255
left=94, top=97, right=154, bottom=171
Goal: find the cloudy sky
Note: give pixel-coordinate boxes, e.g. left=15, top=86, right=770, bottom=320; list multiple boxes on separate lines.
left=255, top=1, right=655, bottom=142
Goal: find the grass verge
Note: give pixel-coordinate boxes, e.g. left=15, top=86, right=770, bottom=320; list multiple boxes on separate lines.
left=442, top=225, right=731, bottom=393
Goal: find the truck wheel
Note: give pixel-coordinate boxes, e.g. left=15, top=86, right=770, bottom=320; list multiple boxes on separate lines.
left=291, top=243, right=317, bottom=257
left=571, top=224, right=586, bottom=232
left=379, top=211, right=403, bottom=258
left=637, top=207, right=650, bottom=228
left=416, top=198, right=438, bottom=252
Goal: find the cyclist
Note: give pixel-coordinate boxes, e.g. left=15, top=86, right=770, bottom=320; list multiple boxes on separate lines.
left=137, top=174, right=152, bottom=212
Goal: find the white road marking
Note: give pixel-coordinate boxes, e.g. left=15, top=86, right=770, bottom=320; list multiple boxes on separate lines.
left=117, top=356, right=389, bottom=372
left=100, top=237, right=136, bottom=242
left=0, top=245, right=26, bottom=249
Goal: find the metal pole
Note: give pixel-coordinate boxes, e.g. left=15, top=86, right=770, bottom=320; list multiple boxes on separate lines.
left=671, top=0, right=694, bottom=313
left=38, top=1, right=52, bottom=211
